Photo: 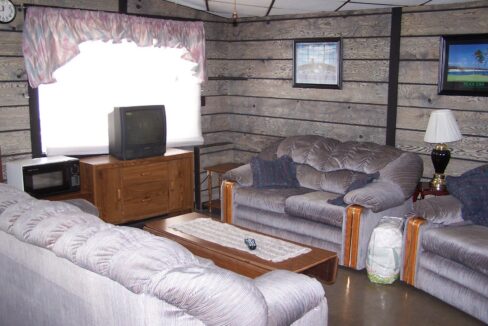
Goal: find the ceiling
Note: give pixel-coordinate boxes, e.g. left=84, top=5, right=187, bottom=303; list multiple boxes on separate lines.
left=170, top=0, right=480, bottom=18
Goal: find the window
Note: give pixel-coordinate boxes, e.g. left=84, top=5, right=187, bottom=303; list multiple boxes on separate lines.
left=37, top=39, right=203, bottom=156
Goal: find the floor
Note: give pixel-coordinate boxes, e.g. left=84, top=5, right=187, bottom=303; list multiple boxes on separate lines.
left=325, top=267, right=484, bottom=326
left=131, top=210, right=485, bottom=326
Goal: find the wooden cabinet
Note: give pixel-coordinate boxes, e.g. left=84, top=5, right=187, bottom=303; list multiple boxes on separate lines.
left=80, top=149, right=193, bottom=224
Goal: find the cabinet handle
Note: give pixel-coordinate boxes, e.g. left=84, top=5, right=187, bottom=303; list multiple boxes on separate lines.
left=141, top=197, right=151, bottom=203
left=117, top=189, right=121, bottom=200
left=140, top=172, right=151, bottom=176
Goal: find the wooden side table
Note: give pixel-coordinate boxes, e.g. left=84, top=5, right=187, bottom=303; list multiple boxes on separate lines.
left=413, top=181, right=449, bottom=202
left=204, top=162, right=242, bottom=213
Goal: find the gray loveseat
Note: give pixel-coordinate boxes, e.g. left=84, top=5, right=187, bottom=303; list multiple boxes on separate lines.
left=0, top=183, right=327, bottom=326
left=402, top=195, right=488, bottom=323
left=222, top=135, right=423, bottom=270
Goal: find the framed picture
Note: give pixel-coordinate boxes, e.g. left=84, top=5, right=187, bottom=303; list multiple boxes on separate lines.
left=439, top=34, right=488, bottom=96
left=293, top=38, right=342, bottom=89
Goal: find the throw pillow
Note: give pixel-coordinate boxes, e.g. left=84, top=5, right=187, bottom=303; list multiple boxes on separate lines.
left=250, top=155, right=299, bottom=189
left=327, top=171, right=380, bottom=206
left=446, top=164, right=488, bottom=227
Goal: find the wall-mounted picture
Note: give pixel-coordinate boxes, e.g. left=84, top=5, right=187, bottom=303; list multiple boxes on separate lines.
left=439, top=34, right=488, bottom=96
left=293, top=38, right=342, bottom=89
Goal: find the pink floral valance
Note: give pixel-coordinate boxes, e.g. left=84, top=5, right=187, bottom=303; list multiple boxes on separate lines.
left=22, top=7, right=206, bottom=88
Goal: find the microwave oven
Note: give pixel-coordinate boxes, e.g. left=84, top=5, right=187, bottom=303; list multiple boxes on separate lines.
left=6, top=156, right=80, bottom=198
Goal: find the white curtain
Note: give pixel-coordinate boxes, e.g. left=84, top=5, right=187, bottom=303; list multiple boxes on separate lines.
left=38, top=40, right=203, bottom=156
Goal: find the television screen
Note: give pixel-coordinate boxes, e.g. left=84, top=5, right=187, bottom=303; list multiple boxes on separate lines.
left=108, top=105, right=167, bottom=160
left=125, top=109, right=164, bottom=146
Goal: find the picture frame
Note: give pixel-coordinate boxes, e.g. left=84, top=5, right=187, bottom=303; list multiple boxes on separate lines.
left=293, top=38, right=342, bottom=89
left=438, top=34, right=488, bottom=96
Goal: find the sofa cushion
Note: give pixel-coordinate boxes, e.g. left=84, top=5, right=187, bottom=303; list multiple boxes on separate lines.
left=343, top=180, right=405, bottom=213
left=250, top=155, right=299, bottom=189
left=422, top=224, right=488, bottom=276
left=276, top=135, right=401, bottom=174
left=235, top=186, right=312, bottom=214
left=446, top=164, right=488, bottom=227
left=296, top=165, right=377, bottom=195
left=0, top=183, right=32, bottom=215
left=413, top=195, right=464, bottom=225
left=327, top=172, right=379, bottom=206
left=285, top=191, right=345, bottom=227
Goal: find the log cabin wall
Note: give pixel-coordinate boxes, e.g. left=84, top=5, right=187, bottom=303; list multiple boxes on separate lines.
left=216, top=9, right=393, bottom=163
left=397, top=1, right=488, bottom=180
left=0, top=0, right=120, bottom=180
left=1, top=0, right=487, bottom=202
left=127, top=0, right=232, bottom=206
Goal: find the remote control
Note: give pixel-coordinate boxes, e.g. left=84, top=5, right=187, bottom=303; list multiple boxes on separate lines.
left=244, top=238, right=257, bottom=250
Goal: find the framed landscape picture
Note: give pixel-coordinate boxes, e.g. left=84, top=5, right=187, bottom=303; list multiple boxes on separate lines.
left=439, top=34, right=488, bottom=96
left=293, top=38, right=342, bottom=89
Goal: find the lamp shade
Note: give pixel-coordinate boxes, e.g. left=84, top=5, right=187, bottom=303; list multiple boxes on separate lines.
left=424, top=110, right=462, bottom=143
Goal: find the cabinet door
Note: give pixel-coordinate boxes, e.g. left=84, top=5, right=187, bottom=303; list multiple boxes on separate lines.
left=120, top=163, right=169, bottom=220
left=167, top=157, right=193, bottom=212
left=95, top=167, right=122, bottom=224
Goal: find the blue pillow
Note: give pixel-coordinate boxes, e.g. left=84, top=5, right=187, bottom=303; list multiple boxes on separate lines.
left=250, top=155, right=299, bottom=189
left=446, top=164, right=488, bottom=227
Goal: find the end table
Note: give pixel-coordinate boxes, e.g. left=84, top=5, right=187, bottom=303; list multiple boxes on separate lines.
left=413, top=181, right=449, bottom=202
left=203, top=163, right=242, bottom=213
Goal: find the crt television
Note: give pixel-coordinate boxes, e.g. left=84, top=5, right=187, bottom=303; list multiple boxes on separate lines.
left=108, top=105, right=167, bottom=160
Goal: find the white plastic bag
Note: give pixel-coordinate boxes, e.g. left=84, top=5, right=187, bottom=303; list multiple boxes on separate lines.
left=366, top=216, right=404, bottom=284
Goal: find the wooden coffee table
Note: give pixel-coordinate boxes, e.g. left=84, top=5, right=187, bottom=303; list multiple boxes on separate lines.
left=143, top=212, right=338, bottom=284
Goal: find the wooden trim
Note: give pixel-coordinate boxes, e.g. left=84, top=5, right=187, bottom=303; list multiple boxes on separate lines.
left=28, top=86, right=42, bottom=158
left=343, top=206, right=354, bottom=267
left=119, top=0, right=127, bottom=13
left=193, top=146, right=201, bottom=210
left=349, top=205, right=363, bottom=269
left=345, top=205, right=363, bottom=269
left=386, top=7, right=402, bottom=146
left=265, top=0, right=275, bottom=16
left=403, top=216, right=426, bottom=285
left=221, top=180, right=235, bottom=223
left=344, top=205, right=363, bottom=268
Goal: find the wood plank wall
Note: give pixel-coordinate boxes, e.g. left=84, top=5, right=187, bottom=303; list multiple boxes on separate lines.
left=0, top=0, right=120, bottom=180
left=209, top=9, right=394, bottom=168
left=397, top=2, right=488, bottom=179
left=1, top=0, right=487, bottom=203
left=128, top=0, right=232, bottom=206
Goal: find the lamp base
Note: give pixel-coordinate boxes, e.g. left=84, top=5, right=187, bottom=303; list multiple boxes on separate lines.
left=430, top=173, right=447, bottom=191
left=429, top=143, right=450, bottom=192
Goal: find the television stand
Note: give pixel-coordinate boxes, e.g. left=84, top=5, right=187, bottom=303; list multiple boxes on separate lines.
left=79, top=148, right=193, bottom=224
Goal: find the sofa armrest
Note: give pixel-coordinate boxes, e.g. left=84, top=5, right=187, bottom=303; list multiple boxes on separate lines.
left=413, top=195, right=463, bottom=225
left=223, top=163, right=253, bottom=186
left=62, top=199, right=99, bottom=217
left=254, top=270, right=325, bottom=326
left=343, top=180, right=405, bottom=213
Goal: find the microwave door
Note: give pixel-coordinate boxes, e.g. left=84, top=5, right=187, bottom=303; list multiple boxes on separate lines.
left=23, top=165, right=69, bottom=197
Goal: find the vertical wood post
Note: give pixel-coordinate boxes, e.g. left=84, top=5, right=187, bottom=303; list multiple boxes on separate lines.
left=386, top=7, right=402, bottom=146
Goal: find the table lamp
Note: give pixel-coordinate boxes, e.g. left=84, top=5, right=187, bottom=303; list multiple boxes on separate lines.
left=424, top=109, right=462, bottom=191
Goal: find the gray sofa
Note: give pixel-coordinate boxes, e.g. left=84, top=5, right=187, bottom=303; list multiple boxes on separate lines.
left=0, top=183, right=327, bottom=326
left=222, top=135, right=423, bottom=270
left=402, top=195, right=488, bottom=323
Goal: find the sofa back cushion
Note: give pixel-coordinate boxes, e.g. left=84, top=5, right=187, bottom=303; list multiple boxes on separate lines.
left=258, top=135, right=423, bottom=201
left=296, top=165, right=377, bottom=195
left=276, top=135, right=402, bottom=174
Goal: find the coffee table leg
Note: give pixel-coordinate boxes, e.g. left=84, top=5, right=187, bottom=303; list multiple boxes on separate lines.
left=304, top=256, right=338, bottom=284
